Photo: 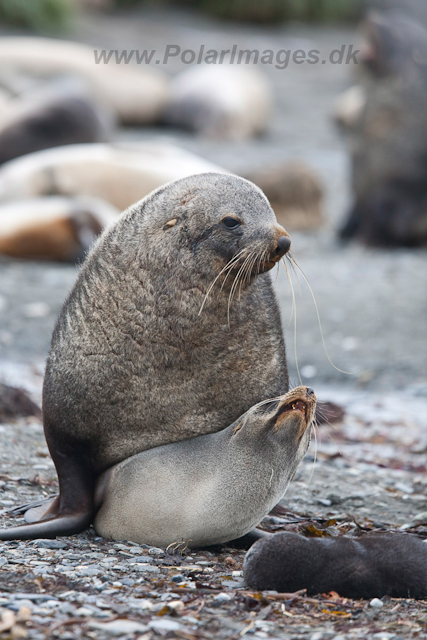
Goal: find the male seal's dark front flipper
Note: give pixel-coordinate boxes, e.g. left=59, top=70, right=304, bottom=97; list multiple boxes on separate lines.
left=0, top=444, right=94, bottom=540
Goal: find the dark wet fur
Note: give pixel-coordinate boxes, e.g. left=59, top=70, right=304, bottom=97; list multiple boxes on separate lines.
left=244, top=531, right=427, bottom=599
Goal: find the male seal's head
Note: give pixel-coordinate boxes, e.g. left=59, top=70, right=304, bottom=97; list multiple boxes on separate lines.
left=124, top=172, right=291, bottom=286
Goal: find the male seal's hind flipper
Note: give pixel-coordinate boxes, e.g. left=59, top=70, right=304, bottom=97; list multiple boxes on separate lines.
left=0, top=441, right=94, bottom=540
left=0, top=512, right=92, bottom=540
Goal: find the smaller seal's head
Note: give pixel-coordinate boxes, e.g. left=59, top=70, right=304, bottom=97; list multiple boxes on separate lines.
left=139, top=172, right=291, bottom=285
left=231, top=385, right=316, bottom=463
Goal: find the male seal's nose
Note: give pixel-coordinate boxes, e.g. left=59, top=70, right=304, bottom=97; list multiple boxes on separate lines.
left=306, top=387, right=315, bottom=396
left=274, top=235, right=291, bottom=259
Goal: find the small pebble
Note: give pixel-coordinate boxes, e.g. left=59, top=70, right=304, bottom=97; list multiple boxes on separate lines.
left=133, top=563, right=160, bottom=573
left=149, top=618, right=183, bottom=632
left=370, top=598, right=384, bottom=608
left=171, top=574, right=184, bottom=583
left=214, top=593, right=232, bottom=605
left=89, top=619, right=149, bottom=636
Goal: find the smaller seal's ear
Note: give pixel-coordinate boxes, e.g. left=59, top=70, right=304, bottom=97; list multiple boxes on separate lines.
left=163, top=218, right=178, bottom=231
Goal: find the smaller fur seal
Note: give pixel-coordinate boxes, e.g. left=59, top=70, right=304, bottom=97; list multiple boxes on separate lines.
left=243, top=531, right=427, bottom=599
left=93, top=386, right=316, bottom=548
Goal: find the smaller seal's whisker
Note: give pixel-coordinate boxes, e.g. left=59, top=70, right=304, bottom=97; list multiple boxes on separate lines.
left=198, top=248, right=247, bottom=316
left=305, top=420, right=318, bottom=488
left=268, top=468, right=274, bottom=489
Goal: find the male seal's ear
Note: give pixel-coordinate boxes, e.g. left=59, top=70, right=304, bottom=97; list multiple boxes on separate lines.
left=243, top=531, right=427, bottom=599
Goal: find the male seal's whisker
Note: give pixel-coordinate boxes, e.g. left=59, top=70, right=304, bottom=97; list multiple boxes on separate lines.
left=227, top=254, right=251, bottom=324
left=281, top=258, right=303, bottom=386
left=286, top=255, right=353, bottom=376
left=219, top=247, right=249, bottom=293
left=198, top=247, right=247, bottom=316
left=238, top=252, right=255, bottom=299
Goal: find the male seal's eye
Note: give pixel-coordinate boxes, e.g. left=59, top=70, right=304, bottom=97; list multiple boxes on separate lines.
left=222, top=216, right=241, bottom=230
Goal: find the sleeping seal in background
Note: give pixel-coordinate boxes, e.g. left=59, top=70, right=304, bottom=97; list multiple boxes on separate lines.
left=0, top=172, right=291, bottom=540
left=0, top=37, right=169, bottom=125
left=0, top=78, right=114, bottom=165
left=163, top=66, right=272, bottom=139
left=0, top=143, right=226, bottom=210
left=94, top=386, right=316, bottom=548
left=0, top=196, right=118, bottom=261
left=243, top=531, right=427, bottom=599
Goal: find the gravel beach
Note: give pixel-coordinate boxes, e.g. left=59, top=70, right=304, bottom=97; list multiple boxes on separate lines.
left=0, top=7, right=426, bottom=639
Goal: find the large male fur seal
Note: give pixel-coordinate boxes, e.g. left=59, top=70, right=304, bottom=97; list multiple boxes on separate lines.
left=94, top=386, right=316, bottom=548
left=243, top=531, right=427, bottom=599
left=0, top=173, right=291, bottom=540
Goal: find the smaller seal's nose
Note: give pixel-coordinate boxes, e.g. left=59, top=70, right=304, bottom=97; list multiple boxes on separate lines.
left=306, top=387, right=315, bottom=396
left=274, top=235, right=291, bottom=259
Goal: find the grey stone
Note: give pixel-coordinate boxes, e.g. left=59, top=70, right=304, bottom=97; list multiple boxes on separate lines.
left=370, top=598, right=384, bottom=608
left=78, top=564, right=102, bottom=577
left=88, top=619, right=149, bottom=636
left=149, top=618, right=184, bottom=632
left=35, top=539, right=67, bottom=549
left=133, top=563, right=160, bottom=573
left=171, top=574, right=184, bottom=583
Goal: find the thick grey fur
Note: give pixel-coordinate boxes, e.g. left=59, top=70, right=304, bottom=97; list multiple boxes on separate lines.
left=0, top=172, right=289, bottom=540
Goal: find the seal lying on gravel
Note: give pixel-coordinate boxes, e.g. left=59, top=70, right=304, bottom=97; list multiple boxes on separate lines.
left=0, top=78, right=114, bottom=165
left=0, top=196, right=118, bottom=261
left=243, top=531, right=427, bottom=599
left=94, top=386, right=316, bottom=548
left=0, top=172, right=291, bottom=540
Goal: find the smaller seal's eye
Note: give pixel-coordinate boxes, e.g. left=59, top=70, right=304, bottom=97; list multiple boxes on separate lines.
left=222, top=216, right=241, bottom=230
